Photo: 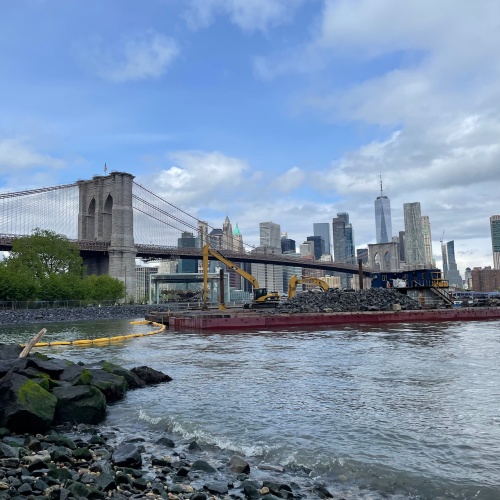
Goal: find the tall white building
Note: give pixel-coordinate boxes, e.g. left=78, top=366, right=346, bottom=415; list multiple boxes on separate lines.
left=251, top=221, right=284, bottom=294
left=491, top=215, right=500, bottom=269
left=421, top=215, right=434, bottom=267
left=260, top=221, right=281, bottom=248
left=403, top=202, right=426, bottom=266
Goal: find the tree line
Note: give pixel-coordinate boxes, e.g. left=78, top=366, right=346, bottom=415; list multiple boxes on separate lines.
left=0, top=229, right=125, bottom=302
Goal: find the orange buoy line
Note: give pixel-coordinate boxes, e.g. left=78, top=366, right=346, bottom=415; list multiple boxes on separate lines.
left=20, top=321, right=166, bottom=348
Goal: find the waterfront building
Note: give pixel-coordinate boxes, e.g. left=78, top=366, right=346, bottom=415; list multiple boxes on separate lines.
left=250, top=245, right=284, bottom=295
left=313, top=223, right=331, bottom=255
left=307, top=235, right=325, bottom=260
left=281, top=251, right=303, bottom=293
left=403, top=202, right=425, bottom=266
left=177, top=231, right=197, bottom=273
left=421, top=216, right=434, bottom=267
left=471, top=266, right=500, bottom=292
left=374, top=176, right=392, bottom=243
left=490, top=215, right=500, bottom=269
left=445, top=240, right=463, bottom=288
left=251, top=222, right=283, bottom=294
left=135, top=265, right=159, bottom=303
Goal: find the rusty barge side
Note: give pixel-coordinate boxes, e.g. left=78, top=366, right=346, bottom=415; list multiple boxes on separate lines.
left=164, top=307, right=500, bottom=331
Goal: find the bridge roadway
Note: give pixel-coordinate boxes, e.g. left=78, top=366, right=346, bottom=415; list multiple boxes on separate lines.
left=0, top=234, right=374, bottom=276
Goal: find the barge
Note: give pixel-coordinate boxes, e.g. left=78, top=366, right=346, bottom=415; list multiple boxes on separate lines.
left=148, top=307, right=500, bottom=331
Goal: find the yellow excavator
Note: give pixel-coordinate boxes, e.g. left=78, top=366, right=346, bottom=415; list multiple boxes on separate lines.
left=202, top=244, right=280, bottom=310
left=287, top=275, right=329, bottom=299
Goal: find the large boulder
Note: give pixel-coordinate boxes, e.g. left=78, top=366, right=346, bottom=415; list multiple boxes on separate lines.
left=87, top=369, right=128, bottom=402
left=52, top=384, right=107, bottom=425
left=130, top=366, right=172, bottom=385
left=59, top=364, right=94, bottom=385
left=99, top=361, right=145, bottom=389
left=0, top=343, right=23, bottom=360
left=0, top=372, right=57, bottom=433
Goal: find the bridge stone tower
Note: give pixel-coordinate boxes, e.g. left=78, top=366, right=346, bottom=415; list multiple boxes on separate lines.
left=77, top=172, right=136, bottom=300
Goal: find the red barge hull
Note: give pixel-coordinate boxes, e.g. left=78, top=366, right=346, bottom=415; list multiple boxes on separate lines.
left=167, top=307, right=500, bottom=331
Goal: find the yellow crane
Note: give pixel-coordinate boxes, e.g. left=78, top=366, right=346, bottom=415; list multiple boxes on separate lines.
left=202, top=244, right=280, bottom=310
left=287, top=275, right=329, bottom=299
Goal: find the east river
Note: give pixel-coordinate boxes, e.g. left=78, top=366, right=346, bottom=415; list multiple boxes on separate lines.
left=2, top=318, right=500, bottom=499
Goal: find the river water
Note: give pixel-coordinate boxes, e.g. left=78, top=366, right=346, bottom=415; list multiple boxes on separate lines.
left=2, top=318, right=500, bottom=499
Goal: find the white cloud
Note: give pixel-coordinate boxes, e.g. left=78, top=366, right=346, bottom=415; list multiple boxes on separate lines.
left=142, top=150, right=250, bottom=207
left=83, top=31, right=179, bottom=82
left=0, top=138, right=65, bottom=172
left=184, top=0, right=303, bottom=32
left=274, top=166, right=306, bottom=192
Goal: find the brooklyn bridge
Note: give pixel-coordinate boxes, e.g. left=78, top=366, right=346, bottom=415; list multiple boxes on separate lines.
left=0, top=171, right=372, bottom=297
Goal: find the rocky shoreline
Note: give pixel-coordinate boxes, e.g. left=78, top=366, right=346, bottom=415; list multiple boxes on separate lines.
left=0, top=305, right=173, bottom=327
left=0, top=423, right=336, bottom=500
left=0, top=344, right=337, bottom=500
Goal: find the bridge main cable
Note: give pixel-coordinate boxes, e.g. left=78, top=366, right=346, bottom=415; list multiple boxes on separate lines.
left=0, top=182, right=78, bottom=199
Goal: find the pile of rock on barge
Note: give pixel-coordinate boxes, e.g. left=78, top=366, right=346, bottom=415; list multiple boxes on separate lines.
left=0, top=344, right=336, bottom=500
left=151, top=288, right=500, bottom=331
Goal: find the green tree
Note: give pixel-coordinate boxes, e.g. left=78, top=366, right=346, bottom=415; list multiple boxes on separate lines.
left=0, top=261, right=39, bottom=300
left=85, top=274, right=126, bottom=302
left=8, top=229, right=84, bottom=280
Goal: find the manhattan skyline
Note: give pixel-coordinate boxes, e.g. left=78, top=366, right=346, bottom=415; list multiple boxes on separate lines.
left=0, top=1, right=499, bottom=277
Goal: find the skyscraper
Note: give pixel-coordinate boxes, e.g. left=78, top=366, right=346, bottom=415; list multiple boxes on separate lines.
left=307, top=236, right=325, bottom=260
left=490, top=215, right=500, bottom=269
left=421, top=215, right=434, bottom=266
left=332, top=213, right=348, bottom=263
left=332, top=212, right=354, bottom=287
left=222, top=215, right=233, bottom=250
left=259, top=222, right=281, bottom=248
left=313, top=223, right=331, bottom=255
left=251, top=221, right=284, bottom=294
left=374, top=175, right=392, bottom=243
left=446, top=241, right=463, bottom=288
left=403, top=202, right=425, bottom=266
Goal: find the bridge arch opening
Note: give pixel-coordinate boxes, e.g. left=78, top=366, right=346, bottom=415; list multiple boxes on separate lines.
left=103, top=194, right=113, bottom=241
left=384, top=251, right=391, bottom=271
left=87, top=198, right=96, bottom=240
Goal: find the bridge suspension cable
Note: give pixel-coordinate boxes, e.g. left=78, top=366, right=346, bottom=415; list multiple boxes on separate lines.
left=0, top=183, right=79, bottom=239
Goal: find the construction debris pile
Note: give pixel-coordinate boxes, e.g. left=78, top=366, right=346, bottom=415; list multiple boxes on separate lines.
left=274, top=288, right=422, bottom=314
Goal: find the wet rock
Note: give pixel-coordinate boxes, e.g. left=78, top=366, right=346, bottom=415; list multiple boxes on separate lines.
left=155, top=436, right=175, bottom=448
left=87, top=369, right=128, bottom=403
left=111, top=443, right=142, bottom=469
left=130, top=366, right=172, bottom=385
left=52, top=384, right=107, bottom=425
left=204, top=480, right=228, bottom=495
left=0, top=372, right=57, bottom=433
left=191, top=459, right=216, bottom=473
left=229, top=455, right=250, bottom=474
left=99, top=361, right=145, bottom=389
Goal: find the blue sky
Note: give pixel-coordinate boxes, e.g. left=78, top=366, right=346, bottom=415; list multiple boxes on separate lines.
left=1, top=0, right=500, bottom=275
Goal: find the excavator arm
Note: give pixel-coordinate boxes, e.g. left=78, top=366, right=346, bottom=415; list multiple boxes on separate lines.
left=288, top=275, right=329, bottom=299
left=203, top=243, right=261, bottom=309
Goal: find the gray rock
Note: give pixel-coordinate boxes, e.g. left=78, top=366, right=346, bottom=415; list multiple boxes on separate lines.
left=228, top=455, right=250, bottom=474
left=52, top=384, right=107, bottom=425
left=111, top=443, right=142, bottom=468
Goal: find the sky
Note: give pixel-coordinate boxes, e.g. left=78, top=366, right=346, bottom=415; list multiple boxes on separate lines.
left=1, top=0, right=500, bottom=277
